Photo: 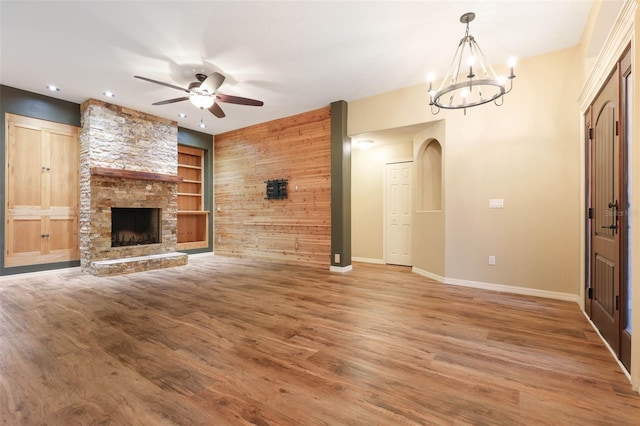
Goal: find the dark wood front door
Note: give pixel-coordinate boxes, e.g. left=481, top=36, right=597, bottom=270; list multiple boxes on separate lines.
left=587, top=47, right=632, bottom=371
left=589, top=69, right=620, bottom=354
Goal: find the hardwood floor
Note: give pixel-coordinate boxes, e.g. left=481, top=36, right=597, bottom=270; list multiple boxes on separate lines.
left=1, top=255, right=639, bottom=425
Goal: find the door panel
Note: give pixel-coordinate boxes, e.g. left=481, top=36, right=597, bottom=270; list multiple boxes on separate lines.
left=386, top=162, right=412, bottom=266
left=49, top=217, right=79, bottom=253
left=10, top=218, right=43, bottom=254
left=48, top=130, right=79, bottom=209
left=593, top=255, right=615, bottom=316
left=590, top=71, right=620, bottom=353
left=7, top=124, right=42, bottom=209
left=5, top=217, right=44, bottom=267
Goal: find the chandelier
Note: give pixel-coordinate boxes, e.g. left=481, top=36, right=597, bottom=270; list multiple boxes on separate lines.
left=428, top=12, right=516, bottom=115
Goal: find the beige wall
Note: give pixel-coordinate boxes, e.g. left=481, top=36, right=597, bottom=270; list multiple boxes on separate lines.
left=445, top=47, right=581, bottom=293
left=412, top=122, right=446, bottom=278
left=349, top=46, right=581, bottom=295
left=351, top=142, right=412, bottom=261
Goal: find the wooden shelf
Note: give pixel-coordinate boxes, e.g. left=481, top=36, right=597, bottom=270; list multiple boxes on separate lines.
left=178, top=164, right=202, bottom=170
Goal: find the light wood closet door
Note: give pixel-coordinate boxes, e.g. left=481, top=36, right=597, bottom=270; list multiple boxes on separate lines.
left=5, top=113, right=79, bottom=267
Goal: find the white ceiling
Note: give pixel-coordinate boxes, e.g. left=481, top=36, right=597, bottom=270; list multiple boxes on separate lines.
left=1, top=1, right=597, bottom=136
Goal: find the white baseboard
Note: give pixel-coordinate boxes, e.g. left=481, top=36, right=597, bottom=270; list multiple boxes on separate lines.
left=352, top=257, right=385, bottom=265
left=330, top=265, right=353, bottom=273
left=412, top=267, right=577, bottom=302
left=412, top=267, right=445, bottom=283
left=444, top=276, right=579, bottom=302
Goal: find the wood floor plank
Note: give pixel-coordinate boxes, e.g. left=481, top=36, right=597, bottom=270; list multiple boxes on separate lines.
left=1, top=255, right=639, bottom=425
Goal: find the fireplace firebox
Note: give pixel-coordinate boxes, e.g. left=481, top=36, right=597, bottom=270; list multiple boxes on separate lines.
left=111, top=208, right=161, bottom=247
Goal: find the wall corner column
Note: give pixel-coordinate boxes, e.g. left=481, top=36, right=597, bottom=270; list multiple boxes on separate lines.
left=330, top=100, right=352, bottom=272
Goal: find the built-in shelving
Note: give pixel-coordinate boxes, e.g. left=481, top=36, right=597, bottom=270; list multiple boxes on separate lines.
left=177, top=145, right=209, bottom=250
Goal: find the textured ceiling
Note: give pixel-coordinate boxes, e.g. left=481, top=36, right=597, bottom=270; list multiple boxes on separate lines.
left=1, top=1, right=598, bottom=136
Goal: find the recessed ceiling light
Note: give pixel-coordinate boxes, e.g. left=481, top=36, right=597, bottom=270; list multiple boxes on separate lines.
left=178, top=113, right=187, bottom=118
left=46, top=85, right=60, bottom=92
left=103, top=91, right=115, bottom=98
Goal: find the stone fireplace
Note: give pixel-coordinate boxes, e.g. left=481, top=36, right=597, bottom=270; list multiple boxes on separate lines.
left=80, top=99, right=187, bottom=276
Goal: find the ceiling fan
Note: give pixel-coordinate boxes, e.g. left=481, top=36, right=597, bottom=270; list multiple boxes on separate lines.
left=134, top=72, right=263, bottom=118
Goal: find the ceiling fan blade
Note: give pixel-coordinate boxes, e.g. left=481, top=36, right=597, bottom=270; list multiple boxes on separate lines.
left=200, top=72, right=226, bottom=94
left=208, top=103, right=225, bottom=118
left=152, top=96, right=189, bottom=106
left=134, top=75, right=189, bottom=93
left=216, top=93, right=264, bottom=107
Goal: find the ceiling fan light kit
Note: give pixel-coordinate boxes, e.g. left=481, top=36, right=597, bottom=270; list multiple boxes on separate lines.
left=189, top=94, right=215, bottom=109
left=428, top=12, right=516, bottom=115
left=134, top=71, right=264, bottom=122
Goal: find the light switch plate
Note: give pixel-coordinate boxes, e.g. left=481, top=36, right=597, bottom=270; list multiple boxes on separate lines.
left=489, top=198, right=504, bottom=209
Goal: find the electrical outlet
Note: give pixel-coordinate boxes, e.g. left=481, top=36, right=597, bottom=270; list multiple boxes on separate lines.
left=334, top=253, right=340, bottom=263
left=489, top=256, right=496, bottom=265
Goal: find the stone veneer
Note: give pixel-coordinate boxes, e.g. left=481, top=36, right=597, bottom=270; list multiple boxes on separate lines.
left=80, top=99, right=187, bottom=275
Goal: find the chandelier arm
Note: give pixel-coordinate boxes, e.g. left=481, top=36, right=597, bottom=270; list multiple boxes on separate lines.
left=503, top=77, right=514, bottom=94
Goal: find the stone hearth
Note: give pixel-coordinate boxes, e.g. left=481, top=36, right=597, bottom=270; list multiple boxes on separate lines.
left=80, top=99, right=187, bottom=276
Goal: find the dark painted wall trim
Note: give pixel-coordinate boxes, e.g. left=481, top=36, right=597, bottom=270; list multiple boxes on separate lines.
left=177, top=127, right=214, bottom=254
left=330, top=100, right=351, bottom=268
left=1, top=85, right=81, bottom=275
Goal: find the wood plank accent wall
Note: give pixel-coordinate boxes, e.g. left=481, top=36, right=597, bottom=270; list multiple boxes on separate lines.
left=214, top=107, right=331, bottom=268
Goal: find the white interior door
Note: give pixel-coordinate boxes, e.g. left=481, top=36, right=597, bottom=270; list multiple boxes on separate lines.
left=386, top=162, right=412, bottom=266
